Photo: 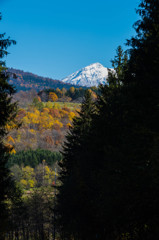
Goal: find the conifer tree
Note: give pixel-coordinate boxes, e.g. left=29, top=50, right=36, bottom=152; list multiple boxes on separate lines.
left=0, top=13, right=20, bottom=238
left=121, top=0, right=159, bottom=237
left=108, top=45, right=128, bottom=86
left=90, top=0, right=159, bottom=238
left=57, top=1, right=159, bottom=239
left=89, top=0, right=159, bottom=238
left=56, top=90, right=96, bottom=239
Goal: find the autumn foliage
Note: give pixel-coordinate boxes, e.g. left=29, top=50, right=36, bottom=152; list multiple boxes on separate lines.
left=49, top=92, right=58, bottom=102
left=6, top=102, right=80, bottom=152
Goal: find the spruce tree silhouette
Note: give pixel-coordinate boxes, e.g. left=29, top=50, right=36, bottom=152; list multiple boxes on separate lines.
left=57, top=1, right=159, bottom=239
left=0, top=13, right=20, bottom=238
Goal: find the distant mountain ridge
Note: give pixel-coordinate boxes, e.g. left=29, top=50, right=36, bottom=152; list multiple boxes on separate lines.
left=61, top=63, right=111, bottom=87
left=8, top=63, right=111, bottom=92
left=8, top=68, right=79, bottom=92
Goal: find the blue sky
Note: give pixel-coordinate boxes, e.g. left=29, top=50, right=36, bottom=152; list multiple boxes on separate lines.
left=1, top=0, right=139, bottom=79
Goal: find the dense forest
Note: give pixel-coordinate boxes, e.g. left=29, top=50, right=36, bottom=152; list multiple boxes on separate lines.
left=0, top=0, right=159, bottom=239
left=8, top=68, right=80, bottom=92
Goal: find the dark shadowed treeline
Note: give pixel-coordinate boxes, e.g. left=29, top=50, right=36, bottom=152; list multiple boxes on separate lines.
left=7, top=189, right=55, bottom=240
left=56, top=0, right=159, bottom=239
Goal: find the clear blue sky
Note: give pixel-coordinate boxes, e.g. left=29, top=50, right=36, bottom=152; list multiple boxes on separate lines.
left=1, top=0, right=139, bottom=79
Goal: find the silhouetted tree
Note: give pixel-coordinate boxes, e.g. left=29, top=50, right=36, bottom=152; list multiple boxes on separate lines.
left=0, top=13, right=20, bottom=238
left=56, top=90, right=96, bottom=239
left=107, top=45, right=128, bottom=87
left=57, top=0, right=159, bottom=239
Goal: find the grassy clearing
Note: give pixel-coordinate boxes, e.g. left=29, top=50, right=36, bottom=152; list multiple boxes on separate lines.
left=43, top=101, right=81, bottom=110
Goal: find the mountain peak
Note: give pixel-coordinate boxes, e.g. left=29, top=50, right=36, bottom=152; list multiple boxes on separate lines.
left=61, top=63, right=110, bottom=87
left=85, top=62, right=103, bottom=67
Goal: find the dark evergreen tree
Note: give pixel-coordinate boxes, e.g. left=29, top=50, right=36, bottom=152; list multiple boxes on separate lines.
left=108, top=45, right=128, bottom=86
left=121, top=0, right=159, bottom=237
left=87, top=0, right=159, bottom=238
left=0, top=13, right=20, bottom=238
left=56, top=90, right=96, bottom=239
left=57, top=1, right=159, bottom=239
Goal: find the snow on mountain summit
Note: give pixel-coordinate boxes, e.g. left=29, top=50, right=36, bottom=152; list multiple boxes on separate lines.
left=61, top=63, right=110, bottom=87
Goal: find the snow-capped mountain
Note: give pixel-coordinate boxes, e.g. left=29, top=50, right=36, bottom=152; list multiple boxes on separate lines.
left=61, top=63, right=110, bottom=87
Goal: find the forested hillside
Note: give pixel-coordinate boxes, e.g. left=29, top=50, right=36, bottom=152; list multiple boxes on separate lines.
left=7, top=86, right=97, bottom=152
left=6, top=101, right=80, bottom=152
left=8, top=68, right=81, bottom=91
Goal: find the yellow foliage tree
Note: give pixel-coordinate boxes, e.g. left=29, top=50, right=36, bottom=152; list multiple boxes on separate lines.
left=49, top=92, right=58, bottom=102
left=56, top=88, right=62, bottom=97
left=6, top=136, right=15, bottom=144
left=66, top=122, right=72, bottom=128
left=39, top=113, right=54, bottom=129
left=53, top=120, right=63, bottom=130
left=69, top=87, right=75, bottom=94
left=68, top=112, right=76, bottom=121
left=20, top=179, right=28, bottom=188
left=23, top=110, right=40, bottom=126
left=28, top=179, right=35, bottom=188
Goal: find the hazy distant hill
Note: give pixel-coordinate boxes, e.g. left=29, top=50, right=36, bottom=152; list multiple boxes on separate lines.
left=8, top=68, right=78, bottom=92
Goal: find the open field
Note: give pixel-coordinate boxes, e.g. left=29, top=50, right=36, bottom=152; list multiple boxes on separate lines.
left=43, top=101, right=81, bottom=110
